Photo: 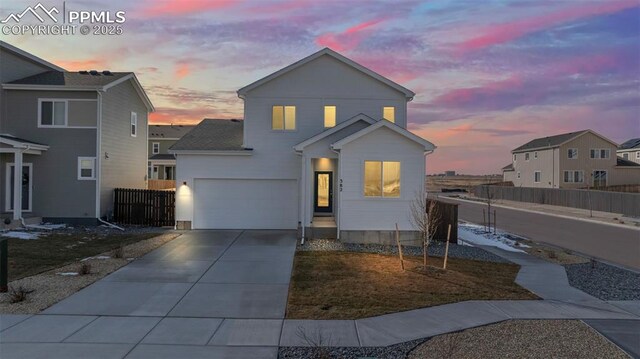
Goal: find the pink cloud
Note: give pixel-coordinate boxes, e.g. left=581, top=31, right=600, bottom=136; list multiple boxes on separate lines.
left=143, top=0, right=239, bottom=17
left=432, top=75, right=525, bottom=108
left=456, top=0, right=638, bottom=53
left=54, top=59, right=107, bottom=71
left=316, top=18, right=386, bottom=52
left=174, top=63, right=190, bottom=80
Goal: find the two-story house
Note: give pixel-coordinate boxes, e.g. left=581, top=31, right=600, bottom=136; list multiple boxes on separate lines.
left=503, top=130, right=640, bottom=189
left=148, top=124, right=195, bottom=183
left=0, top=41, right=153, bottom=225
left=617, top=138, right=640, bottom=165
left=171, top=48, right=436, bottom=243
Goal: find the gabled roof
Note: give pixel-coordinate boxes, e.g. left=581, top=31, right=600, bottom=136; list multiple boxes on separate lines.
left=616, top=157, right=640, bottom=167
left=169, top=119, right=248, bottom=152
left=512, top=129, right=617, bottom=153
left=619, top=138, right=640, bottom=150
left=149, top=124, right=197, bottom=139
left=0, top=41, right=65, bottom=72
left=331, top=120, right=436, bottom=151
left=502, top=163, right=514, bottom=171
left=237, top=48, right=415, bottom=99
left=7, top=70, right=131, bottom=87
left=293, top=114, right=376, bottom=151
left=0, top=134, right=49, bottom=150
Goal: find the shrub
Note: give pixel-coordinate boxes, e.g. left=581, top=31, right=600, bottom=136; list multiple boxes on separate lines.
left=8, top=285, right=33, bottom=303
left=78, top=262, right=92, bottom=275
left=112, top=245, right=125, bottom=259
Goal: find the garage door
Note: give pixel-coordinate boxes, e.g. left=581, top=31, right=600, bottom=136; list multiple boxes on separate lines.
left=193, top=179, right=298, bottom=229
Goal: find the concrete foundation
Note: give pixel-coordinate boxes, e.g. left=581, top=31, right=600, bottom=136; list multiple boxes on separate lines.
left=340, top=230, right=421, bottom=246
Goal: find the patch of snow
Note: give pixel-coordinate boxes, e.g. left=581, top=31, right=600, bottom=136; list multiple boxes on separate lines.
left=25, top=223, right=66, bottom=230
left=1, top=231, right=41, bottom=240
left=458, top=222, right=528, bottom=253
left=80, top=255, right=111, bottom=262
left=57, top=272, right=79, bottom=276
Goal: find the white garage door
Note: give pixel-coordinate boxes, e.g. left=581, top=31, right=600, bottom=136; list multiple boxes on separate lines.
left=193, top=179, right=298, bottom=229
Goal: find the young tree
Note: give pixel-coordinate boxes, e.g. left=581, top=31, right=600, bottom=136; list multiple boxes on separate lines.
left=409, top=191, right=442, bottom=269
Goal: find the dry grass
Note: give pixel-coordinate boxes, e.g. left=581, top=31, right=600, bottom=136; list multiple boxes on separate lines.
left=286, top=252, right=537, bottom=319
left=522, top=240, right=589, bottom=265
left=426, top=175, right=503, bottom=192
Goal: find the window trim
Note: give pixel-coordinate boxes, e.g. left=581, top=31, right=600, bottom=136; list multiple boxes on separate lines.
left=77, top=157, right=96, bottom=180
left=533, top=171, right=541, bottom=183
left=152, top=142, right=160, bottom=154
left=323, top=105, right=336, bottom=128
left=130, top=112, right=138, bottom=137
left=590, top=148, right=610, bottom=159
left=563, top=170, right=584, bottom=183
left=382, top=106, right=395, bottom=123
left=534, top=151, right=538, bottom=159
left=636, top=151, right=640, bottom=159
left=567, top=148, right=578, bottom=159
left=271, top=105, right=297, bottom=131
left=525, top=153, right=530, bottom=161
left=592, top=169, right=608, bottom=187
left=5, top=162, right=33, bottom=212
left=363, top=160, right=401, bottom=198
left=38, top=98, right=68, bottom=128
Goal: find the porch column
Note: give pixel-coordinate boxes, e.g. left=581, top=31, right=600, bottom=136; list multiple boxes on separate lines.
left=12, top=150, right=23, bottom=220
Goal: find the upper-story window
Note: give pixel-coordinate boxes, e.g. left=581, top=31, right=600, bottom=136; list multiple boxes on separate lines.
left=590, top=148, right=610, bottom=159
left=623, top=153, right=629, bottom=160
left=636, top=151, right=640, bottom=159
left=525, top=153, right=530, bottom=161
left=39, top=99, right=67, bottom=127
left=568, top=148, right=578, bottom=159
left=272, top=105, right=296, bottom=130
left=364, top=161, right=400, bottom=198
left=152, top=142, right=160, bottom=154
left=513, top=154, right=517, bottom=162
left=383, top=106, right=395, bottom=123
left=324, top=106, right=336, bottom=128
left=77, top=157, right=96, bottom=180
left=131, top=112, right=138, bottom=137
left=534, top=151, right=538, bottom=159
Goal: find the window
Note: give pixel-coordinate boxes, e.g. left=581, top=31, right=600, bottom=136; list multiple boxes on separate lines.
left=593, top=170, right=607, bottom=187
left=567, top=148, right=578, bottom=159
left=39, top=100, right=67, bottom=127
left=525, top=153, right=530, bottom=161
left=272, top=105, right=296, bottom=130
left=636, top=151, right=640, bottom=159
left=590, top=148, right=610, bottom=159
left=513, top=154, right=517, bottom=162
left=130, top=112, right=138, bottom=137
left=534, top=151, right=538, bottom=159
left=534, top=171, right=541, bottom=183
left=152, top=142, right=160, bottom=154
left=364, top=161, right=400, bottom=197
left=563, top=170, right=584, bottom=183
left=382, top=107, right=395, bottom=123
left=78, top=157, right=96, bottom=180
left=324, top=106, right=336, bottom=128
left=517, top=171, right=521, bottom=179
left=623, top=153, right=629, bottom=160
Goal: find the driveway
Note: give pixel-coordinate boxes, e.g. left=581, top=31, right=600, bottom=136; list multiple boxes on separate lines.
left=0, top=230, right=297, bottom=359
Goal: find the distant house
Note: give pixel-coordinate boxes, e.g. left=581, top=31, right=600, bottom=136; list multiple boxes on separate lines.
left=148, top=124, right=195, bottom=182
left=0, top=41, right=153, bottom=225
left=617, top=138, right=640, bottom=165
left=502, top=130, right=639, bottom=189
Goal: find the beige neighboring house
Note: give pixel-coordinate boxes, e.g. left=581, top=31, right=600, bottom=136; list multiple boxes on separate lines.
left=503, top=130, right=640, bottom=189
left=617, top=138, right=640, bottom=165
left=148, top=124, right=195, bottom=182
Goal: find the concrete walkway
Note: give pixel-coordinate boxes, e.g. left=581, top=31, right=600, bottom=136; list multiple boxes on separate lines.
left=1, top=231, right=638, bottom=358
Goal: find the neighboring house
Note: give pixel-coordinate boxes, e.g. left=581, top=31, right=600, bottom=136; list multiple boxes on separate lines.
left=503, top=130, right=640, bottom=189
left=171, top=48, right=436, bottom=243
left=617, top=138, right=640, bottom=165
left=148, top=124, right=195, bottom=181
left=0, top=41, right=153, bottom=224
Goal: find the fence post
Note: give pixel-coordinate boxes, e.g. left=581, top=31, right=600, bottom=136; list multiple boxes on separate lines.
left=0, top=238, right=7, bottom=293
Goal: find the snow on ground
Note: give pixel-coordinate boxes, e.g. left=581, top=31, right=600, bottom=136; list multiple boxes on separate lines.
left=26, top=223, right=67, bottom=230
left=56, top=272, right=79, bottom=276
left=80, top=255, right=111, bottom=261
left=0, top=231, right=41, bottom=240
left=458, top=222, right=528, bottom=253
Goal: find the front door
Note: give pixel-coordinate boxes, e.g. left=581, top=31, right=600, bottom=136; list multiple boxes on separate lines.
left=5, top=163, right=32, bottom=212
left=314, top=171, right=333, bottom=213
left=593, top=170, right=607, bottom=188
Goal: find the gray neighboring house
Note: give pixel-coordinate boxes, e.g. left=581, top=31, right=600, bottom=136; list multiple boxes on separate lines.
left=0, top=41, right=154, bottom=225
left=617, top=138, right=640, bottom=165
left=148, top=124, right=195, bottom=181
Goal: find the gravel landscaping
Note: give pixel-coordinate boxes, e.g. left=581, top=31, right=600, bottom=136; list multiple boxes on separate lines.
left=280, top=320, right=628, bottom=359
left=565, top=262, right=640, bottom=301
left=297, top=239, right=508, bottom=263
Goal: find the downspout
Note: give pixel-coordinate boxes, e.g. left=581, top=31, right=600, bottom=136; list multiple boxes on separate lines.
left=16, top=145, right=31, bottom=227
left=330, top=147, right=341, bottom=240
left=95, top=91, right=103, bottom=221
left=294, top=151, right=305, bottom=243
left=98, top=217, right=124, bottom=231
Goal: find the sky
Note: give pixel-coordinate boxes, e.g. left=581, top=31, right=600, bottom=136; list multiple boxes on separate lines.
left=2, top=0, right=639, bottom=174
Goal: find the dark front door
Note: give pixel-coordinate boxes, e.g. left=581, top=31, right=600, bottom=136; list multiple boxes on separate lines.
left=314, top=171, right=333, bottom=213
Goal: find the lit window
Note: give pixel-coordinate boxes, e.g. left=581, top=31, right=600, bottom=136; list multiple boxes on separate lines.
left=324, top=106, right=336, bottom=128
left=152, top=142, right=160, bottom=154
left=272, top=105, right=296, bottom=130
left=39, top=100, right=66, bottom=126
left=78, top=157, right=96, bottom=180
left=568, top=149, right=577, bottom=159
left=534, top=171, right=541, bottom=183
left=131, top=112, right=138, bottom=137
left=364, top=161, right=400, bottom=197
left=383, top=107, right=395, bottom=123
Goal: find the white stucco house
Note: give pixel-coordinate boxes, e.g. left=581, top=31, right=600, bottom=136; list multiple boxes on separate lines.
left=171, top=48, right=436, bottom=243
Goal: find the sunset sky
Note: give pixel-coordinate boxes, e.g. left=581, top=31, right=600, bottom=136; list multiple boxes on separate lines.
left=2, top=0, right=639, bottom=174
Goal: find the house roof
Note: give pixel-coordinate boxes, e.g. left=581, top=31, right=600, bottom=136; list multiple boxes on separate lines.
left=237, top=48, right=415, bottom=99
left=0, top=134, right=49, bottom=151
left=619, top=138, right=640, bottom=150
left=149, top=154, right=176, bottom=160
left=293, top=114, right=376, bottom=151
left=512, top=130, right=588, bottom=153
left=502, top=163, right=514, bottom=171
left=331, top=120, right=436, bottom=151
left=617, top=156, right=640, bottom=167
left=169, top=119, right=248, bottom=152
left=0, top=41, right=65, bottom=72
left=149, top=124, right=197, bottom=139
left=7, top=70, right=131, bottom=87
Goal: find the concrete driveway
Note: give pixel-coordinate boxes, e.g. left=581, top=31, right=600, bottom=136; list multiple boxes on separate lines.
left=0, top=230, right=297, bottom=359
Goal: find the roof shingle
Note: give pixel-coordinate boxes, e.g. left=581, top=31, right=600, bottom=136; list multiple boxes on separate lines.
left=619, top=138, right=640, bottom=150
left=512, top=130, right=588, bottom=153
left=149, top=124, right=196, bottom=139
left=7, top=71, right=131, bottom=87
left=169, top=119, right=246, bottom=151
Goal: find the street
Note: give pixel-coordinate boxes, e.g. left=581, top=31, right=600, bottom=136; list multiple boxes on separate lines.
left=442, top=196, right=640, bottom=271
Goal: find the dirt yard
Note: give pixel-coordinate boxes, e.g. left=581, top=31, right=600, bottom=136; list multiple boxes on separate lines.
left=426, top=175, right=503, bottom=192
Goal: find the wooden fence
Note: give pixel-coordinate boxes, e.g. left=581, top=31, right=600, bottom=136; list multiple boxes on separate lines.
left=113, top=188, right=175, bottom=227
left=474, top=185, right=640, bottom=217
left=428, top=199, right=458, bottom=243
left=148, top=179, right=176, bottom=190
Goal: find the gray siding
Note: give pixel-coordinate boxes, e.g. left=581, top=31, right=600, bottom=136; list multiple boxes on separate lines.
left=0, top=90, right=97, bottom=218
left=100, top=80, right=148, bottom=217
left=148, top=139, right=177, bottom=155
left=0, top=47, right=52, bottom=83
